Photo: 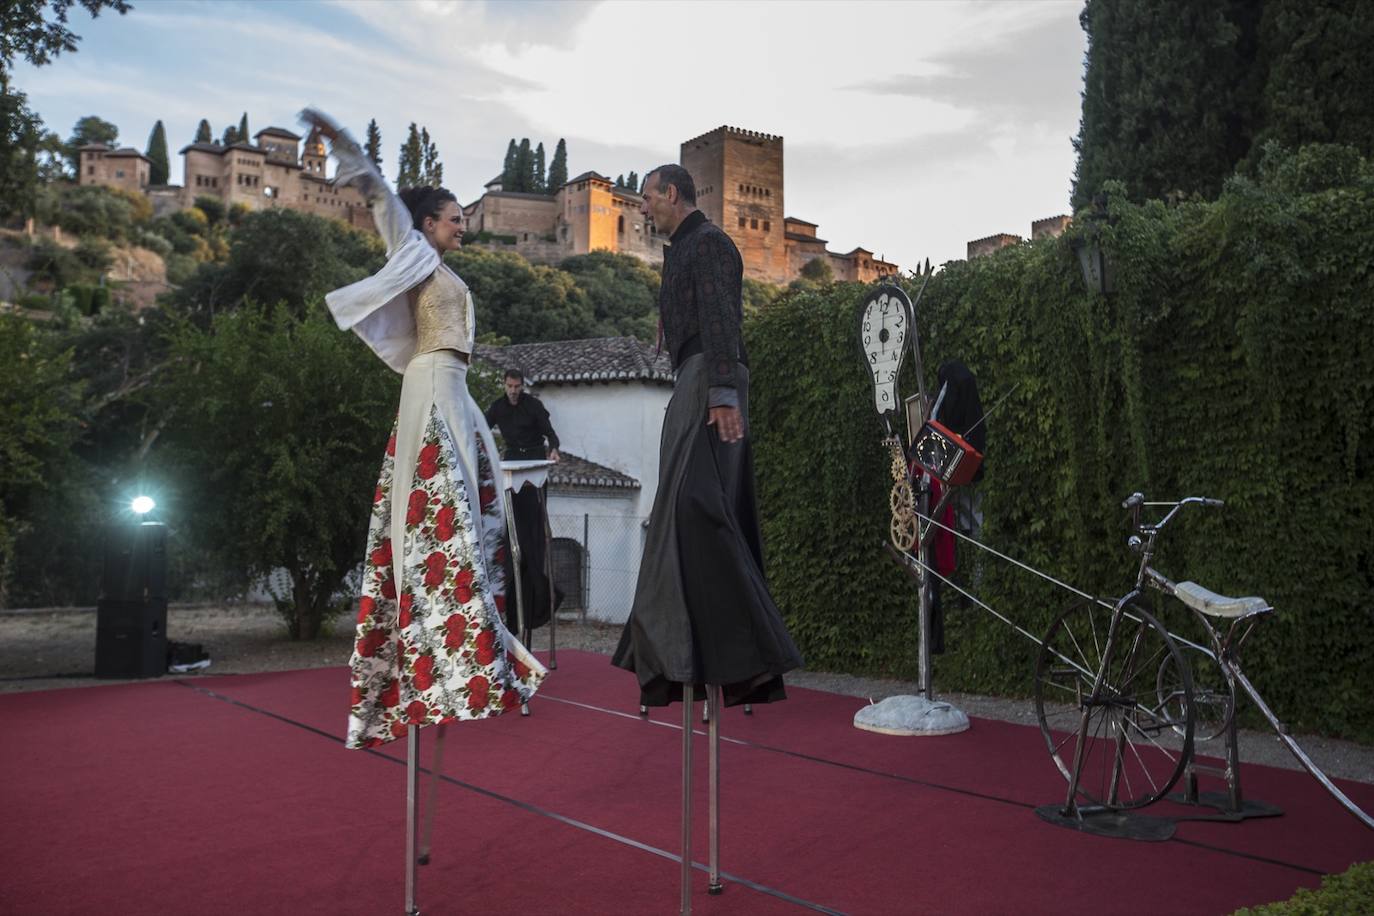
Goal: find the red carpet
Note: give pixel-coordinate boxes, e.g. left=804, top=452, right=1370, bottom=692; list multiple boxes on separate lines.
left=2, top=649, right=1371, bottom=915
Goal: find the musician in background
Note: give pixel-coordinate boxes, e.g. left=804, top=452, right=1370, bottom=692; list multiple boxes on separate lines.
left=485, top=368, right=562, bottom=632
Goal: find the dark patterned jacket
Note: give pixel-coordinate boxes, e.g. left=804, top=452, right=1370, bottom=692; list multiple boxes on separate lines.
left=659, top=210, right=745, bottom=404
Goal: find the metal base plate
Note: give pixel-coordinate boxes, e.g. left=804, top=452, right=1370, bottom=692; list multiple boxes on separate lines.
left=1167, top=790, right=1284, bottom=821
left=853, top=695, right=970, bottom=736
left=1034, top=804, right=1177, bottom=842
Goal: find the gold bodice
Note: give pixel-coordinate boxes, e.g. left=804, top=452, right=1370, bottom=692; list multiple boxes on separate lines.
left=412, top=268, right=472, bottom=357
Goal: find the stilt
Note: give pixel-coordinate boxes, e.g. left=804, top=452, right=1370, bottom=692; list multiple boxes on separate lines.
left=743, top=704, right=753, bottom=716
left=708, top=684, right=723, bottom=895
left=501, top=486, right=531, bottom=717
left=540, top=484, right=558, bottom=670
left=418, top=726, right=445, bottom=866
left=639, top=704, right=648, bottom=717
left=680, top=690, right=694, bottom=916
left=702, top=699, right=709, bottom=724
left=405, top=728, right=421, bottom=916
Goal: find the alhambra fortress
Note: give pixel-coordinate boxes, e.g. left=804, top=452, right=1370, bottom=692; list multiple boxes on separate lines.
left=81, top=121, right=1072, bottom=281
left=79, top=122, right=912, bottom=284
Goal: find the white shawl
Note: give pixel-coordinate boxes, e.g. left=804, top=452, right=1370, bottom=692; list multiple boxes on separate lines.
left=300, top=108, right=473, bottom=374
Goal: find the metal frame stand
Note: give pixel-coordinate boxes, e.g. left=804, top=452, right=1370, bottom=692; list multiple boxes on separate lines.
left=538, top=483, right=557, bottom=670
left=405, top=729, right=421, bottom=915
left=501, top=485, right=531, bottom=717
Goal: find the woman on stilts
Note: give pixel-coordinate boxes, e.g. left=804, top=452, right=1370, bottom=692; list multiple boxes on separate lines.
left=299, top=108, right=546, bottom=751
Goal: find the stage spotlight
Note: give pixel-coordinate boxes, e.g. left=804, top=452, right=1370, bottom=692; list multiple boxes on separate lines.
left=131, top=495, right=156, bottom=515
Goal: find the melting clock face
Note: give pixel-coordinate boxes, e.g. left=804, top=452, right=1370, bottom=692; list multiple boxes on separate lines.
left=859, top=287, right=912, bottom=414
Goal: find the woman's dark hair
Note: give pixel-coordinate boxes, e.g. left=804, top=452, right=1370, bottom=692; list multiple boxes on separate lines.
left=398, top=185, right=459, bottom=230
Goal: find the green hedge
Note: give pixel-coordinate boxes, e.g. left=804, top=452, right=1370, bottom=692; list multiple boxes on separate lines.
left=1233, top=860, right=1374, bottom=914
left=746, top=144, right=1374, bottom=741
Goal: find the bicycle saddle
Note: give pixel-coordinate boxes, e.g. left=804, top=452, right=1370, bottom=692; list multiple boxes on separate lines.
left=1173, top=581, right=1271, bottom=619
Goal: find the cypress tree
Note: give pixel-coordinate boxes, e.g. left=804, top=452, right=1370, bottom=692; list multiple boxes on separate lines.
left=238, top=111, right=249, bottom=144
left=614, top=174, right=624, bottom=188
left=546, top=138, right=568, bottom=193
left=1071, top=0, right=1261, bottom=209
left=194, top=119, right=212, bottom=143
left=1248, top=0, right=1374, bottom=162
left=501, top=139, right=518, bottom=188
left=515, top=138, right=533, bottom=193
left=365, top=119, right=382, bottom=168
left=145, top=119, right=169, bottom=185
left=397, top=123, right=423, bottom=187
left=221, top=124, right=238, bottom=146
left=627, top=170, right=638, bottom=192
left=420, top=127, right=442, bottom=187
left=533, top=142, right=546, bottom=192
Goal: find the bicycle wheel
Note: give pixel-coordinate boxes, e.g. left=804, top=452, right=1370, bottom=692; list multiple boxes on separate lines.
left=1035, top=599, right=1195, bottom=809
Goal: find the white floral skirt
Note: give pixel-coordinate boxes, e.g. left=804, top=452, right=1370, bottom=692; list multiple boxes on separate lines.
left=346, top=350, right=546, bottom=749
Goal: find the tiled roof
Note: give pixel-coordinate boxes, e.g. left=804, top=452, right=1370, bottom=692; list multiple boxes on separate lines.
left=104, top=147, right=150, bottom=159
left=549, top=451, right=639, bottom=490
left=566, top=170, right=611, bottom=186
left=475, top=336, right=674, bottom=385
left=484, top=190, right=557, bottom=202
left=179, top=142, right=227, bottom=156
left=255, top=127, right=301, bottom=140
left=786, top=231, right=828, bottom=245
left=784, top=216, right=818, bottom=227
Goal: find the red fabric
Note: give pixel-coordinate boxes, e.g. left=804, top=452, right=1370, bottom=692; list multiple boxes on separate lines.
left=911, top=461, right=957, bottom=576
left=2, top=651, right=1371, bottom=915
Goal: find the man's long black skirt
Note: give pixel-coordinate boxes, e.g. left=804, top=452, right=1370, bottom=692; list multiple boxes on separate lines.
left=612, top=354, right=802, bottom=707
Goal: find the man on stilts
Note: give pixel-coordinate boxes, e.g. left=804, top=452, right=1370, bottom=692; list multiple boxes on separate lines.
left=612, top=164, right=803, bottom=914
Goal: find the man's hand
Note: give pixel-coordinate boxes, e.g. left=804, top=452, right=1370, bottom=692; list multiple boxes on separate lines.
left=549, top=448, right=561, bottom=463
left=707, top=406, right=744, bottom=443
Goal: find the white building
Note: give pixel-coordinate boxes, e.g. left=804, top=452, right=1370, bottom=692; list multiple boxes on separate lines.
left=475, top=337, right=674, bottom=623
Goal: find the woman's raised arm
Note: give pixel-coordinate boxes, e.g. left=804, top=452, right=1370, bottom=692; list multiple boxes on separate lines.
left=298, top=107, right=414, bottom=256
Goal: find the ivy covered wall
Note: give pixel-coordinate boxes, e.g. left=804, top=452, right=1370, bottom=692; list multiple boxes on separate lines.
left=746, top=145, right=1374, bottom=741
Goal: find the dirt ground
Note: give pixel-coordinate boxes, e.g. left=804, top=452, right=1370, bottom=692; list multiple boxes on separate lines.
left=2, top=603, right=1371, bottom=787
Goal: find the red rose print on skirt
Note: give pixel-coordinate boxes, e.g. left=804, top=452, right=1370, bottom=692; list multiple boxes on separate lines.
left=512, top=657, right=530, bottom=680
left=380, top=575, right=396, bottom=600
left=379, top=679, right=399, bottom=708
left=417, top=443, right=441, bottom=480
left=386, top=432, right=397, bottom=457
left=356, top=596, right=376, bottom=623
left=424, top=551, right=447, bottom=588
left=406, top=699, right=429, bottom=724
left=412, top=654, right=435, bottom=691
left=443, top=614, right=468, bottom=650
left=501, top=689, right=521, bottom=709
left=406, top=489, right=427, bottom=526
left=474, top=628, right=498, bottom=665
left=467, top=675, right=490, bottom=711
left=370, top=539, right=392, bottom=570
left=357, top=630, right=387, bottom=658
left=453, top=568, right=474, bottom=603
left=398, top=592, right=413, bottom=629
left=434, top=505, right=457, bottom=541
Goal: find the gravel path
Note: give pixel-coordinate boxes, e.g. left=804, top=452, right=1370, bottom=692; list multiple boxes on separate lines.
left=3, top=603, right=1371, bottom=787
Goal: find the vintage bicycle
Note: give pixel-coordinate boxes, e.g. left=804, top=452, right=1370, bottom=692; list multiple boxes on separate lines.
left=1033, top=492, right=1374, bottom=836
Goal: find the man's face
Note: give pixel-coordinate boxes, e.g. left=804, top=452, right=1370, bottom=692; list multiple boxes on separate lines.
left=639, top=171, right=672, bottom=232
left=505, top=376, right=523, bottom=402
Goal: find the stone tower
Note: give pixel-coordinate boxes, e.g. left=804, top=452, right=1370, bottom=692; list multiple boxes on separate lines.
left=301, top=127, right=327, bottom=178
left=680, top=126, right=785, bottom=283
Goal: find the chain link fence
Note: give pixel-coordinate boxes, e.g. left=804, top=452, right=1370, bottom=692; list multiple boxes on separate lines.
left=548, top=513, right=648, bottom=624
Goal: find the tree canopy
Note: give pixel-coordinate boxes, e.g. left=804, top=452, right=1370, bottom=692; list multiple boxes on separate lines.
left=0, top=0, right=131, bottom=72
left=1072, top=0, right=1374, bottom=209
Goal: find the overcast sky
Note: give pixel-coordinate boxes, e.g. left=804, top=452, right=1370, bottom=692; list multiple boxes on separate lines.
left=15, top=0, right=1088, bottom=269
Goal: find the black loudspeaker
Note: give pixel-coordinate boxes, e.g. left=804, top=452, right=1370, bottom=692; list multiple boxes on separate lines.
left=95, top=522, right=170, bottom=678
left=101, top=522, right=167, bottom=602
left=95, top=598, right=167, bottom=678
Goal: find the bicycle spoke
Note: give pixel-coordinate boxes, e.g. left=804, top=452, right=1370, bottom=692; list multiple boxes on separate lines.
left=1062, top=620, right=1093, bottom=673
left=1125, top=728, right=1161, bottom=796
left=1125, top=714, right=1179, bottom=763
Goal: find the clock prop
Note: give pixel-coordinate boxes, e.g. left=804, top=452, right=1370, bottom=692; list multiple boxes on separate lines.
left=852, top=266, right=971, bottom=737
